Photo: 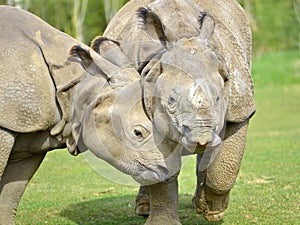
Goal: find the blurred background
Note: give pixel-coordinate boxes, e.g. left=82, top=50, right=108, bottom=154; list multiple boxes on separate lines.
left=0, top=0, right=299, bottom=55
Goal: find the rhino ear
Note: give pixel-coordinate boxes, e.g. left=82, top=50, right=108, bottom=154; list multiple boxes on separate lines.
left=199, top=12, right=215, bottom=40
left=69, top=45, right=123, bottom=82
left=90, top=36, right=131, bottom=68
left=69, top=45, right=94, bottom=70
left=137, top=7, right=168, bottom=48
left=91, top=36, right=120, bottom=53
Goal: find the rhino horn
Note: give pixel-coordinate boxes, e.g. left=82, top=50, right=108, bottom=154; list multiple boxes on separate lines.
left=199, top=12, right=215, bottom=40
left=69, top=45, right=122, bottom=82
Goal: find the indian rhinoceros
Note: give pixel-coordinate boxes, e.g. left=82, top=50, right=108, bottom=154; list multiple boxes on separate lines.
left=102, top=0, right=256, bottom=223
left=0, top=6, right=172, bottom=225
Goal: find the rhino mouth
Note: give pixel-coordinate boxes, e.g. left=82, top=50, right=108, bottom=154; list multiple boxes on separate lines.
left=130, top=161, right=170, bottom=185
left=182, top=133, right=221, bottom=154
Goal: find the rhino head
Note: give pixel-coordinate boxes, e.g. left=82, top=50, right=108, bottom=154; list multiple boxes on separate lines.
left=66, top=44, right=182, bottom=185
left=139, top=8, right=227, bottom=153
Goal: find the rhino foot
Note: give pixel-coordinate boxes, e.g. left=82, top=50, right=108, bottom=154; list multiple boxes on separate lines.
left=192, top=195, right=225, bottom=222
left=192, top=185, right=228, bottom=222
left=135, top=196, right=150, bottom=217
left=144, top=215, right=182, bottom=225
left=135, top=186, right=150, bottom=217
left=145, top=220, right=181, bottom=225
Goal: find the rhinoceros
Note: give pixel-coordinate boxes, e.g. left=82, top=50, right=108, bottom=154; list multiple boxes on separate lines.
left=0, top=6, right=172, bottom=225
left=101, top=0, right=256, bottom=223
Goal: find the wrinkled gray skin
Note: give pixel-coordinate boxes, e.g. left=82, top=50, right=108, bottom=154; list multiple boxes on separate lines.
left=0, top=6, right=173, bottom=225
left=103, top=0, right=256, bottom=224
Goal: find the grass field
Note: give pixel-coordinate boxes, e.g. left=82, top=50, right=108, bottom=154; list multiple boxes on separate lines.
left=15, top=51, right=300, bottom=225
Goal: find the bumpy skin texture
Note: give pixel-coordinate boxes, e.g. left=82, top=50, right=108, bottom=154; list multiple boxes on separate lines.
left=145, top=175, right=181, bottom=225
left=0, top=6, right=172, bottom=225
left=103, top=0, right=255, bottom=224
left=192, top=120, right=249, bottom=221
left=0, top=6, right=84, bottom=225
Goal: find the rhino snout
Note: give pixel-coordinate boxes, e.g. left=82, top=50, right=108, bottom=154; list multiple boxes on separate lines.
left=182, top=132, right=221, bottom=154
left=132, top=163, right=170, bottom=185
left=198, top=132, right=214, bottom=145
left=205, top=133, right=222, bottom=147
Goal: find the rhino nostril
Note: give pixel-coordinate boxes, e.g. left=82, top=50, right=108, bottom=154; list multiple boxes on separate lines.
left=182, top=125, right=191, bottom=135
left=156, top=165, right=169, bottom=179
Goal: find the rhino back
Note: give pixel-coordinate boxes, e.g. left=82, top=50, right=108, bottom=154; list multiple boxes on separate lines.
left=104, top=0, right=255, bottom=122
left=0, top=6, right=83, bottom=133
left=105, top=0, right=251, bottom=65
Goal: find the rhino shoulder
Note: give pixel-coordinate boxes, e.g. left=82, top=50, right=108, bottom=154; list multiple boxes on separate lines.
left=0, top=7, right=68, bottom=133
left=0, top=41, right=61, bottom=133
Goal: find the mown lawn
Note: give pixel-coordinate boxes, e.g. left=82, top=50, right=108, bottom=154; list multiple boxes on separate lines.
left=15, top=51, right=300, bottom=225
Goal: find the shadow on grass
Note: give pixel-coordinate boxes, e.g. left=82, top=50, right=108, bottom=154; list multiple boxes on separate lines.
left=60, top=194, right=224, bottom=225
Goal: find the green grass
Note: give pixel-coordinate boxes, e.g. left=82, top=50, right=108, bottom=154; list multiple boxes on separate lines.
left=15, top=51, right=300, bottom=224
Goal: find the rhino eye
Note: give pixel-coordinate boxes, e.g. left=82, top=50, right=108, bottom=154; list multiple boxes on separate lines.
left=167, top=95, right=177, bottom=112
left=168, top=96, right=176, bottom=105
left=133, top=125, right=150, bottom=140
left=168, top=89, right=178, bottom=106
left=134, top=129, right=143, bottom=137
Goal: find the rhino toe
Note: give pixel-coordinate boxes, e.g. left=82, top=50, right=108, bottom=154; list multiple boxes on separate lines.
left=203, top=211, right=225, bottom=222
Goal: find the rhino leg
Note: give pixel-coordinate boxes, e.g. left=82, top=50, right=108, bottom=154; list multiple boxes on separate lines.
left=192, top=120, right=249, bottom=221
left=145, top=175, right=181, bottom=225
left=135, top=185, right=150, bottom=217
left=0, top=152, right=46, bottom=225
left=0, top=128, right=16, bottom=177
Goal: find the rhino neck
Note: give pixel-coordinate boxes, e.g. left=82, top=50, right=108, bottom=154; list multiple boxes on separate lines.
left=49, top=62, right=85, bottom=146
